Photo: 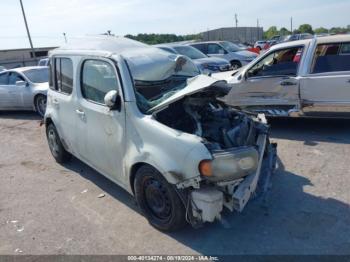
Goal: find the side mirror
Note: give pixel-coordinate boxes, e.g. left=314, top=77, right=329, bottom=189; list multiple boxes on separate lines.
left=16, top=80, right=27, bottom=87
left=104, top=90, right=120, bottom=110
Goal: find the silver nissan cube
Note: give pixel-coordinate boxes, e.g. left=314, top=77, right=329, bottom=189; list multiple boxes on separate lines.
left=45, top=36, right=276, bottom=231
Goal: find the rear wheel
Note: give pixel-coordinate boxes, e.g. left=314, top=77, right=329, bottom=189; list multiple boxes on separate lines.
left=134, top=165, right=187, bottom=231
left=34, top=95, right=47, bottom=117
left=46, top=124, right=71, bottom=163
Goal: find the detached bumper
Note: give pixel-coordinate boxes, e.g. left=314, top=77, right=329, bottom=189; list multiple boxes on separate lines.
left=190, top=135, right=277, bottom=224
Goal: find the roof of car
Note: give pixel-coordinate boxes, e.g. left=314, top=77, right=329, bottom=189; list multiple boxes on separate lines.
left=2, top=66, right=48, bottom=73
left=191, top=41, right=228, bottom=45
left=268, top=34, right=350, bottom=51
left=50, top=36, right=151, bottom=57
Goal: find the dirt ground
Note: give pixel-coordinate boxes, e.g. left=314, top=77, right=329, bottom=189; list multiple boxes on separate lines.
left=0, top=111, right=349, bottom=255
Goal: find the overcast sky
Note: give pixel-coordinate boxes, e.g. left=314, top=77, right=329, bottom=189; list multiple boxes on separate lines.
left=1, top=0, right=349, bottom=49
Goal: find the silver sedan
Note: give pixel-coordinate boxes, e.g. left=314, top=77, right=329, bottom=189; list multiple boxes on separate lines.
left=0, top=66, right=49, bottom=117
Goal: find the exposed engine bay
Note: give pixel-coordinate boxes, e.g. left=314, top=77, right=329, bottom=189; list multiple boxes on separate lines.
left=154, top=93, right=264, bottom=151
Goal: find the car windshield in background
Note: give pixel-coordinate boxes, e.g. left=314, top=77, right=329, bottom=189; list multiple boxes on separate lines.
left=220, top=41, right=243, bottom=52
left=23, top=68, right=49, bottom=83
left=173, top=46, right=207, bottom=59
left=124, top=49, right=200, bottom=114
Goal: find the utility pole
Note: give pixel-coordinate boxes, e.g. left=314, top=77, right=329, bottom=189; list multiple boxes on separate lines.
left=290, top=17, right=293, bottom=33
left=63, top=33, right=67, bottom=43
left=234, top=13, right=238, bottom=41
left=235, top=13, right=238, bottom=28
left=257, top=18, right=260, bottom=40
left=19, top=0, right=36, bottom=60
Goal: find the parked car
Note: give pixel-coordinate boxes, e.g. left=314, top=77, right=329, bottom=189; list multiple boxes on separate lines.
left=235, top=42, right=260, bottom=54
left=216, top=35, right=350, bottom=118
left=45, top=36, right=276, bottom=231
left=0, top=66, right=6, bottom=72
left=254, top=40, right=268, bottom=50
left=155, top=44, right=232, bottom=73
left=282, top=33, right=314, bottom=42
left=0, top=66, right=49, bottom=117
left=190, top=41, right=258, bottom=69
left=38, top=58, right=49, bottom=66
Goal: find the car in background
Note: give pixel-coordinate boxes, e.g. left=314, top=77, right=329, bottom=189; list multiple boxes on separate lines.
left=282, top=33, right=314, bottom=42
left=219, top=35, right=350, bottom=118
left=0, top=66, right=49, bottom=117
left=156, top=44, right=232, bottom=73
left=38, top=58, right=49, bottom=66
left=254, top=40, right=268, bottom=50
left=190, top=41, right=258, bottom=69
left=235, top=42, right=260, bottom=54
left=0, top=66, right=6, bottom=72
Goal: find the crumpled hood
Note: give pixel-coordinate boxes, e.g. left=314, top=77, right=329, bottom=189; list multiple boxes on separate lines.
left=148, top=75, right=229, bottom=113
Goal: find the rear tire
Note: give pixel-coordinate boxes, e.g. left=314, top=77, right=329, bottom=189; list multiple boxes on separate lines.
left=134, top=165, right=187, bottom=231
left=34, top=94, right=47, bottom=117
left=46, top=124, right=71, bottom=164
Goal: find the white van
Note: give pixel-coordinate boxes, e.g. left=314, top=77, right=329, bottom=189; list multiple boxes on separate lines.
left=45, top=36, right=276, bottom=231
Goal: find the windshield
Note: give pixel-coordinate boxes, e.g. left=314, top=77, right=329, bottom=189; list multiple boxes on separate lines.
left=123, top=48, right=200, bottom=114
left=173, top=46, right=207, bottom=59
left=23, top=68, right=49, bottom=83
left=220, top=41, right=243, bottom=52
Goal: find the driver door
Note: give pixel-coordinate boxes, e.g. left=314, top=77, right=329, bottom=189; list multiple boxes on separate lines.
left=227, top=46, right=303, bottom=109
left=75, top=58, right=126, bottom=184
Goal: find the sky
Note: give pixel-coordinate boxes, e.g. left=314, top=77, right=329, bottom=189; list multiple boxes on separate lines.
left=0, top=0, right=349, bottom=49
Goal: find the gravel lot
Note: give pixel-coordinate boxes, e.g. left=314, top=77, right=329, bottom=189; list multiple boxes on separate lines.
left=0, top=111, right=349, bottom=255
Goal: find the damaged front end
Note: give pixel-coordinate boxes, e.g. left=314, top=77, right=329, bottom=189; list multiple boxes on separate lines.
left=152, top=79, right=277, bottom=226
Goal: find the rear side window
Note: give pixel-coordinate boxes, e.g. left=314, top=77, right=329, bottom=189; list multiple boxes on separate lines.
left=311, top=42, right=350, bottom=73
left=0, top=73, right=8, bottom=85
left=192, top=44, right=207, bottom=54
left=51, top=57, right=73, bottom=94
left=81, top=60, right=119, bottom=105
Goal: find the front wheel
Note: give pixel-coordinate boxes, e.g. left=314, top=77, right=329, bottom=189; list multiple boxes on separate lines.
left=134, top=165, right=187, bottom=231
left=34, top=95, right=47, bottom=117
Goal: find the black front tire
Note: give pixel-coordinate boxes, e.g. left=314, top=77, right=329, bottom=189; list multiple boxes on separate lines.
left=46, top=124, right=71, bottom=164
left=134, top=165, right=187, bottom=231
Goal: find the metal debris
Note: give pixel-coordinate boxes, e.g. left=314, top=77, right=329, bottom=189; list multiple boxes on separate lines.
left=97, top=193, right=105, bottom=198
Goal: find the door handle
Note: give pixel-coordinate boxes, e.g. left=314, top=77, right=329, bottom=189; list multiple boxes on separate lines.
left=347, top=79, right=350, bottom=83
left=280, top=81, right=298, bottom=86
left=52, top=99, right=59, bottom=105
left=75, top=109, right=85, bottom=116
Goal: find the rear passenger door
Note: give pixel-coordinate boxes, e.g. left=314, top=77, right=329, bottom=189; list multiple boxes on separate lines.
left=300, top=42, right=350, bottom=116
left=76, top=58, right=126, bottom=183
left=49, top=57, right=76, bottom=151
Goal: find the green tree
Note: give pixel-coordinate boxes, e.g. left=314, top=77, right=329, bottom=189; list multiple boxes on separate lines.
left=279, top=27, right=291, bottom=36
left=264, top=26, right=279, bottom=39
left=298, top=24, right=314, bottom=34
left=124, top=33, right=201, bottom=45
left=314, top=27, right=329, bottom=34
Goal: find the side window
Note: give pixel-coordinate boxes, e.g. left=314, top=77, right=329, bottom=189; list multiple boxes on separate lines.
left=81, top=60, right=119, bottom=105
left=311, top=43, right=350, bottom=74
left=247, top=47, right=303, bottom=78
left=207, top=44, right=225, bottom=54
left=8, top=72, right=25, bottom=85
left=0, top=73, right=9, bottom=85
left=52, top=57, right=73, bottom=94
left=192, top=44, right=207, bottom=54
